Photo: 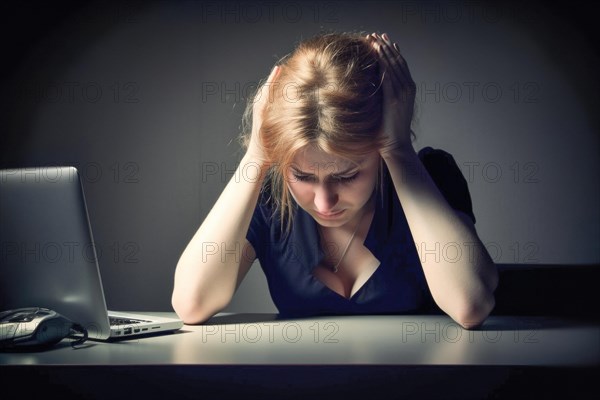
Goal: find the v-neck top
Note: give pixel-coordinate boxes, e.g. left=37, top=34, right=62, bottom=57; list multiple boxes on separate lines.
left=245, top=147, right=476, bottom=318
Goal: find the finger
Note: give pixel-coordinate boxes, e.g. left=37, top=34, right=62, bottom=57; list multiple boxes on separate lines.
left=366, top=33, right=377, bottom=45
left=266, top=65, right=280, bottom=86
left=377, top=36, right=410, bottom=82
left=374, top=41, right=404, bottom=99
left=374, top=45, right=399, bottom=99
left=375, top=37, right=415, bottom=94
left=378, top=34, right=409, bottom=72
left=370, top=34, right=414, bottom=101
left=378, top=47, right=416, bottom=109
left=255, top=65, right=280, bottom=105
left=379, top=35, right=414, bottom=85
left=381, top=33, right=402, bottom=60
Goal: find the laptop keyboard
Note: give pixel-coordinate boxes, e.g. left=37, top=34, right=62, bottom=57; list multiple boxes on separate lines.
left=109, top=316, right=152, bottom=326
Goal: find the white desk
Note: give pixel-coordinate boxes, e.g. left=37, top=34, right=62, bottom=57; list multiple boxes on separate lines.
left=1, top=313, right=598, bottom=366
left=1, top=313, right=598, bottom=399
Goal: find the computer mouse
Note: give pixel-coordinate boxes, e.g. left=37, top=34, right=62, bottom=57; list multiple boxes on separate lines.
left=0, top=307, right=80, bottom=350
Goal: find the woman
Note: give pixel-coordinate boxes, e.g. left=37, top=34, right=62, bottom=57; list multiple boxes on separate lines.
left=172, top=32, right=498, bottom=329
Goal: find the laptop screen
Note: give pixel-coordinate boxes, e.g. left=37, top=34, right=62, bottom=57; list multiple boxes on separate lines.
left=0, top=167, right=112, bottom=339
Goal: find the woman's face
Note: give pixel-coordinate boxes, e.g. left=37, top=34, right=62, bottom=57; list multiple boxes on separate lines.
left=286, top=145, right=380, bottom=228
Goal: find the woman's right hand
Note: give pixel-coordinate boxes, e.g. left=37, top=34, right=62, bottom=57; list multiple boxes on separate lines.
left=246, top=65, right=280, bottom=166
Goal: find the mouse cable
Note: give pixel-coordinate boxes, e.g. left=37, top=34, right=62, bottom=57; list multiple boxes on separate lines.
left=69, top=323, right=88, bottom=348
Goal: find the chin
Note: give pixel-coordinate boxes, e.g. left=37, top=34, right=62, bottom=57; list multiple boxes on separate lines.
left=312, top=211, right=354, bottom=228
left=315, top=219, right=346, bottom=228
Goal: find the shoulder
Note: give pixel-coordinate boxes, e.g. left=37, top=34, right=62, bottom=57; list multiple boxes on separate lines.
left=417, top=146, right=476, bottom=225
left=418, top=146, right=457, bottom=164
left=417, top=146, right=464, bottom=182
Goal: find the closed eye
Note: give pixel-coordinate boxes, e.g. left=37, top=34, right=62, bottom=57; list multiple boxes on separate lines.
left=331, top=173, right=359, bottom=184
left=292, top=174, right=315, bottom=183
left=291, top=173, right=359, bottom=184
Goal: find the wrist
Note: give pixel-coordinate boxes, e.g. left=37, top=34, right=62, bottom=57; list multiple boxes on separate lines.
left=241, top=152, right=271, bottom=182
left=379, top=142, right=417, bottom=163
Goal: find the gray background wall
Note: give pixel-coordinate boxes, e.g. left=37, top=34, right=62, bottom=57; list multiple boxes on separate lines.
left=1, top=0, right=598, bottom=313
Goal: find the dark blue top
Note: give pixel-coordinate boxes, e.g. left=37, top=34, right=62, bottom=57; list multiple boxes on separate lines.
left=246, top=147, right=476, bottom=318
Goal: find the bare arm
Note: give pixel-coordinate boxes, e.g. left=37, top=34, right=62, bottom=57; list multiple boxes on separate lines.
left=172, top=155, right=265, bottom=324
left=172, top=66, right=280, bottom=324
left=369, top=32, right=497, bottom=329
left=383, top=149, right=498, bottom=330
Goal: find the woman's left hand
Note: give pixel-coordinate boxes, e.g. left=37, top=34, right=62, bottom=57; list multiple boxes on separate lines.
left=367, top=32, right=417, bottom=158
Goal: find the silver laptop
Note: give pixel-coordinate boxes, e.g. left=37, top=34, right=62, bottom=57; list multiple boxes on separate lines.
left=0, top=166, right=183, bottom=340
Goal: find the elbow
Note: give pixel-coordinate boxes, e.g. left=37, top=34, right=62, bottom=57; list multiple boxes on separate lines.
left=454, top=290, right=496, bottom=330
left=171, top=290, right=228, bottom=325
left=171, top=259, right=236, bottom=325
left=457, top=260, right=498, bottom=330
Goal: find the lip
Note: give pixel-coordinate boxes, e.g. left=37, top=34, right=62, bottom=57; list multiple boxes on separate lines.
left=314, top=209, right=345, bottom=220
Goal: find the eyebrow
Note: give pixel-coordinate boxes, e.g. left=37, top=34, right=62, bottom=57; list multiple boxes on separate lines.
left=290, top=165, right=359, bottom=176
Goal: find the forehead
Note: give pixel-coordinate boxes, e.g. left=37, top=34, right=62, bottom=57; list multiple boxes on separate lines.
left=290, top=145, right=368, bottom=173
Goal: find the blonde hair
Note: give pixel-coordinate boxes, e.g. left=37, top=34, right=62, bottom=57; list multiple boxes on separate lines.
left=241, top=31, right=414, bottom=234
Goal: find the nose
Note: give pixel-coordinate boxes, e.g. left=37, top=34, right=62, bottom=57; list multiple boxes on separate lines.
left=313, top=183, right=338, bottom=213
